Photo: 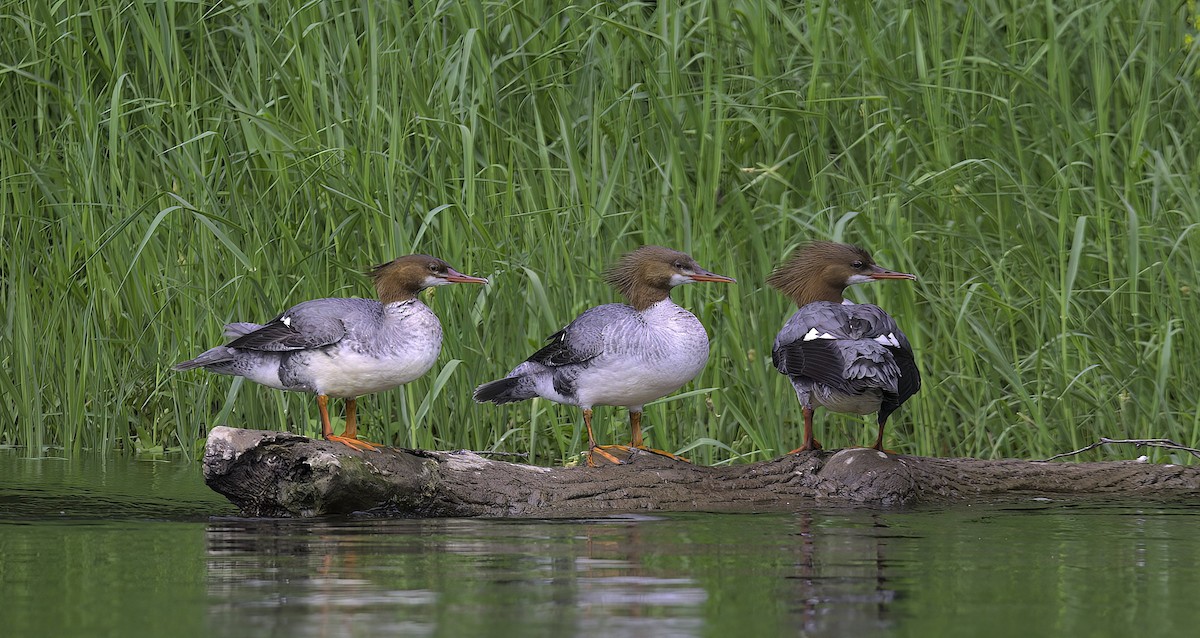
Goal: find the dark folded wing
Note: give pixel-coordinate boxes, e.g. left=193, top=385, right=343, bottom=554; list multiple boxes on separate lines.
left=226, top=303, right=347, bottom=352
left=773, top=334, right=861, bottom=393
left=525, top=303, right=632, bottom=368
left=773, top=302, right=853, bottom=387
left=773, top=301, right=918, bottom=398
left=885, top=330, right=921, bottom=413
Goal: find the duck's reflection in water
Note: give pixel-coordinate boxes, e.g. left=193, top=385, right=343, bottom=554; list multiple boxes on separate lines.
left=204, top=511, right=897, bottom=637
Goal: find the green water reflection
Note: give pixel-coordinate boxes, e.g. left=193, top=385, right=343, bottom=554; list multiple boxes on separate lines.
left=2, top=453, right=1198, bottom=637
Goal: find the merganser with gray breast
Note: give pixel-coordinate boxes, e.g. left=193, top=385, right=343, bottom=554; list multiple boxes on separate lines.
left=474, top=246, right=735, bottom=466
left=173, top=254, right=487, bottom=451
left=768, top=241, right=920, bottom=453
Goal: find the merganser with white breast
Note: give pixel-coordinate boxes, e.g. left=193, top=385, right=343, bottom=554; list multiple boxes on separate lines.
left=473, top=246, right=735, bottom=466
left=173, top=254, right=487, bottom=451
left=768, top=241, right=920, bottom=453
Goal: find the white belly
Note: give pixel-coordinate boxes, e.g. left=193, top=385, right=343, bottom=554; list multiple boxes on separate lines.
left=308, top=344, right=440, bottom=398
left=574, top=348, right=709, bottom=409
left=518, top=298, right=713, bottom=409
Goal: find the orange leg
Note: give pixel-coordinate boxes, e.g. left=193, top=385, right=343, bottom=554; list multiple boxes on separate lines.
left=631, top=410, right=644, bottom=448
left=320, top=395, right=380, bottom=452
left=788, top=406, right=823, bottom=454
left=318, top=394, right=334, bottom=439
left=344, top=398, right=358, bottom=438
left=583, top=408, right=624, bottom=467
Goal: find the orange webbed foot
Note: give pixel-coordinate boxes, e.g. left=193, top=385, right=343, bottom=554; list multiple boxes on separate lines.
left=788, top=440, right=823, bottom=455
left=586, top=445, right=628, bottom=467
left=586, top=444, right=690, bottom=466
left=325, top=434, right=382, bottom=452
left=630, top=445, right=690, bottom=463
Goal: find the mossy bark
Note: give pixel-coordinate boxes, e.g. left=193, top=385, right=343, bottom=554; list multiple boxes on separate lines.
left=203, top=426, right=1200, bottom=518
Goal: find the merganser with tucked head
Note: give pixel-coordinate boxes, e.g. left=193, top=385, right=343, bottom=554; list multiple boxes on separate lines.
left=767, top=241, right=920, bottom=453
left=473, top=246, right=735, bottom=466
left=174, top=255, right=487, bottom=451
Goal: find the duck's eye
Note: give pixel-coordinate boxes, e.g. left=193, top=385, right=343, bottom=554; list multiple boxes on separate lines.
left=428, top=263, right=441, bottom=273
left=673, top=261, right=684, bottom=270
left=851, top=261, right=866, bottom=269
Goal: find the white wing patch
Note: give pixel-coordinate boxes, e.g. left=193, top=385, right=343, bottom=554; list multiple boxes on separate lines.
left=281, top=315, right=292, bottom=327
left=802, top=328, right=838, bottom=342
left=873, top=332, right=900, bottom=347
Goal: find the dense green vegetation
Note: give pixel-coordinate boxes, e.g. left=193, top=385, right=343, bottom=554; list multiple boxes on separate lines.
left=2, top=0, right=1197, bottom=464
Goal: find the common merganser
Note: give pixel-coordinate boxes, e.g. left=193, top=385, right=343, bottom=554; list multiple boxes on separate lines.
left=173, top=254, right=487, bottom=451
left=473, top=246, right=735, bottom=466
left=767, top=242, right=920, bottom=453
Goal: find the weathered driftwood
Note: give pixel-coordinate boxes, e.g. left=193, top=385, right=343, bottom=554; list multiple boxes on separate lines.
left=203, top=426, right=1200, bottom=518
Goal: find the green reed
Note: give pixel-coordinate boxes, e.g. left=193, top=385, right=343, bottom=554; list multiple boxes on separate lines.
left=1, top=0, right=1197, bottom=463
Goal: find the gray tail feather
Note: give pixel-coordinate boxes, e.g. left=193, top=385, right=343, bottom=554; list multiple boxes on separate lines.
left=473, top=376, right=534, bottom=404
left=172, top=346, right=234, bottom=372
left=223, top=322, right=262, bottom=338
left=174, top=324, right=258, bottom=371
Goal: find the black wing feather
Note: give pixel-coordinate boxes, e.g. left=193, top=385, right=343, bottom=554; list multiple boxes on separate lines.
left=774, top=301, right=920, bottom=403
left=226, top=315, right=346, bottom=352
left=879, top=338, right=921, bottom=421
left=526, top=328, right=600, bottom=368
left=773, top=339, right=858, bottom=393
left=892, top=342, right=921, bottom=403
left=523, top=304, right=626, bottom=369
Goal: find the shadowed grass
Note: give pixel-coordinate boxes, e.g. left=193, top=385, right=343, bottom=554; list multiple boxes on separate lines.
left=1, top=0, right=1197, bottom=464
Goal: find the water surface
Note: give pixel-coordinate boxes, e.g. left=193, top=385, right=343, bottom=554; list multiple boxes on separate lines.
left=2, top=452, right=1198, bottom=637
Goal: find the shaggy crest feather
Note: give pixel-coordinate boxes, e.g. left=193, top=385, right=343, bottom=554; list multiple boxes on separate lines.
left=602, top=245, right=696, bottom=310
left=767, top=242, right=876, bottom=307
left=369, top=254, right=447, bottom=304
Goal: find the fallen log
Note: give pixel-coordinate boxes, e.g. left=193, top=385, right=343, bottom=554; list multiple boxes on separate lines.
left=202, top=426, right=1200, bottom=517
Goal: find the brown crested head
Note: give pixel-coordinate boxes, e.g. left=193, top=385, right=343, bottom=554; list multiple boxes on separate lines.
left=766, top=241, right=915, bottom=307
left=602, top=245, right=735, bottom=311
left=369, top=254, right=488, bottom=304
